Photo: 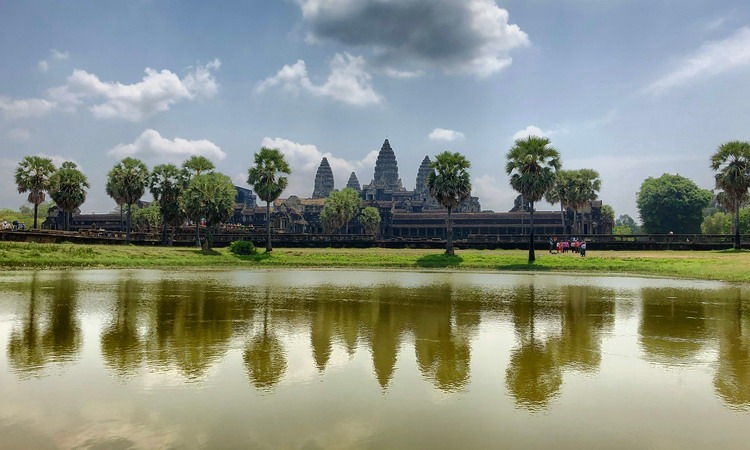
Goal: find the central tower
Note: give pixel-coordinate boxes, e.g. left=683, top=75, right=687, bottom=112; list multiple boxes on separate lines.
left=371, top=139, right=403, bottom=191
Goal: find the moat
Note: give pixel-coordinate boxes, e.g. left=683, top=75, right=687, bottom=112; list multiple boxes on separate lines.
left=1, top=269, right=748, bottom=449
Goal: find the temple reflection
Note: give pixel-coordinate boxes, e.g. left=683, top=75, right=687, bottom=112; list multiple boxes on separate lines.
left=712, top=289, right=750, bottom=410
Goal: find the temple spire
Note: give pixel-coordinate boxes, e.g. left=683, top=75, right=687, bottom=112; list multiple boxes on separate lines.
left=312, top=157, right=334, bottom=198
left=371, top=139, right=402, bottom=191
left=346, top=171, right=361, bottom=191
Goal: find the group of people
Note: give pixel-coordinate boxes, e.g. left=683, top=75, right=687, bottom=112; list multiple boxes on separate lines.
left=548, top=237, right=587, bottom=257
left=1, top=220, right=25, bottom=231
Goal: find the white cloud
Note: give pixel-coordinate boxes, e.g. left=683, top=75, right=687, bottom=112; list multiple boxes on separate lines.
left=37, top=48, right=69, bottom=72
left=7, top=128, right=31, bottom=142
left=0, top=96, right=57, bottom=118
left=49, top=60, right=221, bottom=121
left=296, top=0, right=529, bottom=78
left=472, top=174, right=517, bottom=212
left=260, top=137, right=377, bottom=197
left=428, top=128, right=465, bottom=142
left=512, top=125, right=547, bottom=141
left=383, top=68, right=423, bottom=79
left=257, top=53, right=382, bottom=106
left=108, top=129, right=226, bottom=163
left=646, top=27, right=750, bottom=94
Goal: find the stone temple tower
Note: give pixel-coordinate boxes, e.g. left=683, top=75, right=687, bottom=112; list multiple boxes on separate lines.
left=371, top=139, right=403, bottom=190
left=312, top=157, right=334, bottom=198
left=346, top=171, right=361, bottom=191
left=414, top=155, right=432, bottom=199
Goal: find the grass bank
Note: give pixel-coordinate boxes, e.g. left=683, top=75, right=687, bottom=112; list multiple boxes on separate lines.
left=1, top=241, right=749, bottom=282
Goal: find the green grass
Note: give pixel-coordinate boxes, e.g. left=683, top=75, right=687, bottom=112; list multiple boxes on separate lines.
left=1, top=241, right=749, bottom=282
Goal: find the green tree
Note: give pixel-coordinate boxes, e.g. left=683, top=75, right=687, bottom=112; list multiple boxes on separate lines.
left=710, top=141, right=750, bottom=249
left=600, top=204, right=615, bottom=234
left=14, top=156, right=56, bottom=229
left=701, top=211, right=732, bottom=235
left=428, top=151, right=472, bottom=256
left=615, top=214, right=639, bottom=234
left=48, top=162, right=89, bottom=231
left=567, top=169, right=601, bottom=234
left=636, top=173, right=711, bottom=234
left=182, top=156, right=216, bottom=246
left=150, top=164, right=185, bottom=245
left=545, top=170, right=574, bottom=234
left=107, top=158, right=149, bottom=243
left=505, top=136, right=561, bottom=263
left=320, top=188, right=361, bottom=234
left=359, top=206, right=381, bottom=236
left=247, top=147, right=291, bottom=252
left=182, top=172, right=236, bottom=250
left=131, top=203, right=162, bottom=232
left=105, top=177, right=126, bottom=230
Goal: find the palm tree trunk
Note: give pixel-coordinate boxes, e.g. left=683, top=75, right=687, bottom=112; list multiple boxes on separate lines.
left=33, top=202, right=39, bottom=229
left=161, top=221, right=168, bottom=246
left=559, top=204, right=565, bottom=235
left=126, top=203, right=132, bottom=244
left=266, top=200, right=272, bottom=252
left=64, top=210, right=69, bottom=231
left=735, top=199, right=741, bottom=250
left=528, top=202, right=536, bottom=263
left=573, top=210, right=578, bottom=235
left=446, top=206, right=454, bottom=256
left=119, top=205, right=124, bottom=231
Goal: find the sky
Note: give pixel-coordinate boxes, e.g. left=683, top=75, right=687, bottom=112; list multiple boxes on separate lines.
left=1, top=0, right=750, bottom=221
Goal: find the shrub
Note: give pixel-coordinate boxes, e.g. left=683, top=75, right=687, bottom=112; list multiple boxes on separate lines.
left=230, top=240, right=256, bottom=255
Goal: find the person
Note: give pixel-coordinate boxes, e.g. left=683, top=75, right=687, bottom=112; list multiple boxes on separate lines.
left=580, top=241, right=587, bottom=257
left=548, top=237, right=555, bottom=253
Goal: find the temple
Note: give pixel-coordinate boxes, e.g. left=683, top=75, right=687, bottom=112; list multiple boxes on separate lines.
left=42, top=138, right=612, bottom=239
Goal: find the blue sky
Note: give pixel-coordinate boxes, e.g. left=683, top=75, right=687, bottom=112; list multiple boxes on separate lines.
left=1, top=0, right=749, bottom=220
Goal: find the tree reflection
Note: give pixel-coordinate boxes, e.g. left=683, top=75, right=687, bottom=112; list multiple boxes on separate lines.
left=41, top=274, right=81, bottom=363
left=100, top=278, right=143, bottom=378
left=145, top=280, right=234, bottom=380
left=245, top=287, right=286, bottom=390
left=713, top=289, right=750, bottom=409
left=7, top=273, right=45, bottom=377
left=639, top=288, right=707, bottom=365
left=506, top=285, right=562, bottom=410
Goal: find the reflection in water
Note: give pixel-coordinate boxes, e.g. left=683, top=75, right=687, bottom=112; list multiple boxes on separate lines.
left=1, top=271, right=749, bottom=415
left=639, top=288, right=708, bottom=365
left=714, top=289, right=750, bottom=410
left=7, top=273, right=81, bottom=377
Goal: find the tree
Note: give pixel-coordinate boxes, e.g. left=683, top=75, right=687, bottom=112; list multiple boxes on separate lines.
left=106, top=177, right=126, bottom=230
left=182, top=156, right=216, bottom=246
left=182, top=172, right=235, bottom=251
left=48, top=162, right=89, bottom=231
left=359, top=206, right=381, bottom=236
left=320, top=188, right=361, bottom=234
left=14, top=156, right=56, bottom=229
left=131, top=203, right=162, bottom=232
left=600, top=204, right=615, bottom=234
left=150, top=164, right=185, bottom=245
left=107, top=158, right=149, bottom=243
left=427, top=151, right=472, bottom=256
left=505, top=136, right=561, bottom=263
left=636, top=173, right=711, bottom=234
left=545, top=170, right=574, bottom=234
left=567, top=169, right=601, bottom=234
left=247, top=147, right=291, bottom=252
left=615, top=214, right=639, bottom=234
left=701, top=212, right=732, bottom=235
left=710, top=141, right=750, bottom=249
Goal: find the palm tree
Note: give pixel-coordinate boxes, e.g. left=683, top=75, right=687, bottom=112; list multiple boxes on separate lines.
left=150, top=164, right=185, bottom=245
left=567, top=169, right=601, bottom=235
left=14, top=156, right=56, bottom=229
left=506, top=136, right=561, bottom=263
left=544, top=170, right=574, bottom=235
left=711, top=141, right=750, bottom=249
left=182, top=156, right=215, bottom=246
left=427, top=151, right=472, bottom=256
left=105, top=177, right=126, bottom=230
left=107, top=158, right=149, bottom=243
left=247, top=148, right=291, bottom=252
left=48, top=162, right=89, bottom=231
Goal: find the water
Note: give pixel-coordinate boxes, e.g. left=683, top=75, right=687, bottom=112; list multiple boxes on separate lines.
left=0, top=269, right=748, bottom=449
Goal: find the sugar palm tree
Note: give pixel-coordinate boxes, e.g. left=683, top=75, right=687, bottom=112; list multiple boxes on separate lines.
left=247, top=147, right=291, bottom=252
left=544, top=170, right=574, bottom=235
left=150, top=164, right=185, bottom=245
left=15, top=156, right=56, bottom=229
left=567, top=169, right=601, bottom=235
left=107, top=158, right=149, bottom=243
left=506, top=136, right=561, bottom=263
left=48, top=162, right=89, bottom=231
left=182, top=156, right=215, bottom=246
left=427, top=151, right=472, bottom=256
left=711, top=141, right=750, bottom=249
